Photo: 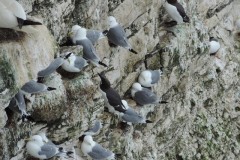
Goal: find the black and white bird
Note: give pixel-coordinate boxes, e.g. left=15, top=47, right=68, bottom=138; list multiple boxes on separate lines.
left=131, top=82, right=167, bottom=106
left=120, top=100, right=152, bottom=124
left=138, top=69, right=162, bottom=88
left=164, top=0, right=189, bottom=26
left=37, top=52, right=72, bottom=83
left=61, top=52, right=88, bottom=72
left=79, top=135, right=115, bottom=160
left=26, top=134, right=72, bottom=159
left=0, top=0, right=41, bottom=29
left=21, top=80, right=56, bottom=95
left=84, top=120, right=102, bottom=136
left=209, top=37, right=220, bottom=58
left=98, top=72, right=126, bottom=113
left=104, top=16, right=138, bottom=54
left=69, top=26, right=107, bottom=67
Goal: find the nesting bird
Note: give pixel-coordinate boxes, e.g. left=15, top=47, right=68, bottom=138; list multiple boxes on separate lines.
left=164, top=0, right=190, bottom=26
left=120, top=100, right=152, bottom=124
left=104, top=16, right=138, bottom=54
left=131, top=82, right=167, bottom=106
left=209, top=37, right=220, bottom=58
left=69, top=26, right=107, bottom=67
left=79, top=135, right=115, bottom=160
left=0, top=0, right=41, bottom=29
left=138, top=69, right=162, bottom=88
left=61, top=52, right=88, bottom=72
left=37, top=52, right=72, bottom=83
left=26, top=134, right=72, bottom=159
left=21, top=80, right=56, bottom=94
left=98, top=72, right=126, bottom=113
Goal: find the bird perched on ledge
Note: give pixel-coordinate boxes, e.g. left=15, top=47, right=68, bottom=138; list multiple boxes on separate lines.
left=0, top=0, right=42, bottom=29
left=209, top=37, right=220, bottom=58
left=104, top=16, right=138, bottom=54
left=138, top=69, right=162, bottom=88
left=164, top=0, right=190, bottom=27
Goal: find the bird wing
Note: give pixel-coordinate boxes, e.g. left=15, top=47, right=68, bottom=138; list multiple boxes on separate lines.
left=106, top=88, right=126, bottom=112
left=88, top=144, right=113, bottom=159
left=86, top=120, right=101, bottom=134
left=122, top=108, right=143, bottom=123
left=1, top=0, right=26, bottom=20
left=86, top=30, right=102, bottom=45
left=21, top=80, right=45, bottom=93
left=37, top=57, right=65, bottom=77
left=150, top=70, right=160, bottom=84
left=107, top=25, right=130, bottom=48
left=77, top=39, right=100, bottom=62
left=173, top=2, right=189, bottom=21
left=38, top=144, right=58, bottom=159
left=74, top=56, right=87, bottom=69
left=14, top=90, right=27, bottom=114
left=134, top=89, right=157, bottom=105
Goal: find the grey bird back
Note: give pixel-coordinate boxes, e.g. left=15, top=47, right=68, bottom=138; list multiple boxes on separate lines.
left=88, top=144, right=113, bottom=159
left=38, top=144, right=58, bottom=158
left=150, top=70, right=160, bottom=84
left=107, top=25, right=129, bottom=48
left=21, top=80, right=46, bottom=93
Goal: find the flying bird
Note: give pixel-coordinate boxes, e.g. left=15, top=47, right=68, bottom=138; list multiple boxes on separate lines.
left=131, top=82, right=168, bottom=106
left=37, top=52, right=72, bottom=83
left=104, top=16, right=138, bottom=54
left=138, top=69, right=162, bottom=88
left=61, top=52, right=88, bottom=72
left=69, top=26, right=107, bottom=67
left=26, top=134, right=73, bottom=159
left=0, top=0, right=41, bottom=29
left=79, top=135, right=115, bottom=160
left=98, top=72, right=126, bottom=113
left=164, top=0, right=189, bottom=26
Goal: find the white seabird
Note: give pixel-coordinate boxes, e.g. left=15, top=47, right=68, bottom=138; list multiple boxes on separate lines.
left=37, top=52, right=72, bottom=82
left=131, top=82, right=168, bottom=106
left=69, top=26, right=107, bottom=67
left=84, top=120, right=102, bottom=136
left=0, top=0, right=41, bottom=29
left=164, top=0, right=189, bottom=26
left=120, top=100, right=152, bottom=124
left=138, top=69, right=162, bottom=87
left=26, top=135, right=72, bottom=159
left=21, top=80, right=56, bottom=94
left=79, top=135, right=115, bottom=160
left=61, top=52, right=88, bottom=72
left=209, top=37, right=220, bottom=57
left=105, top=16, right=138, bottom=54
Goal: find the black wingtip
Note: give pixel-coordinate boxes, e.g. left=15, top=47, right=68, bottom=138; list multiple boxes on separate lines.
left=146, top=120, right=153, bottom=123
left=102, top=30, right=109, bottom=36
left=23, top=19, right=42, bottom=26
left=47, top=87, right=56, bottom=91
left=98, top=61, right=108, bottom=67
left=165, top=21, right=178, bottom=27
left=159, top=101, right=168, bottom=104
left=129, top=49, right=138, bottom=54
left=183, top=16, right=190, bottom=23
left=37, top=77, right=44, bottom=83
left=210, top=53, right=216, bottom=56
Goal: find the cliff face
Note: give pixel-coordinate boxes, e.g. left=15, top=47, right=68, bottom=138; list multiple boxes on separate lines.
left=0, top=0, right=240, bottom=159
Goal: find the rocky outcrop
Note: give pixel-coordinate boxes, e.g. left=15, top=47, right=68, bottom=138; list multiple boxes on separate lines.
left=0, top=0, right=240, bottom=159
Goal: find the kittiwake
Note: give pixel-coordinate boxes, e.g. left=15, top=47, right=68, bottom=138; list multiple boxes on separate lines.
left=79, top=135, right=115, bottom=160
left=164, top=0, right=190, bottom=26
left=37, top=52, right=72, bottom=82
left=98, top=72, right=126, bottom=113
left=0, top=0, right=41, bottom=29
left=61, top=52, right=88, bottom=72
left=120, top=100, right=152, bottom=124
left=26, top=134, right=73, bottom=159
left=104, top=16, right=138, bottom=54
left=131, top=82, right=168, bottom=106
left=138, top=69, right=162, bottom=87
left=69, top=26, right=107, bottom=67
left=21, top=80, right=56, bottom=94
left=84, top=120, right=102, bottom=136
left=209, top=37, right=220, bottom=58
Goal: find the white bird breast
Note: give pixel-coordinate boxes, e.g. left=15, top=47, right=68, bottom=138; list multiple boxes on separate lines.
left=164, top=2, right=183, bottom=23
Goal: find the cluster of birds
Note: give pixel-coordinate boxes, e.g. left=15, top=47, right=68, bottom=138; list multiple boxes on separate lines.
left=2, top=0, right=239, bottom=159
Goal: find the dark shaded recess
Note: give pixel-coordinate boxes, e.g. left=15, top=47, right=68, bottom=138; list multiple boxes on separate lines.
left=0, top=29, right=25, bottom=43
left=108, top=0, right=125, bottom=13
left=176, top=154, right=184, bottom=160
left=206, top=0, right=234, bottom=19
left=203, top=98, right=213, bottom=108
